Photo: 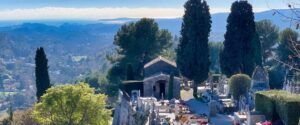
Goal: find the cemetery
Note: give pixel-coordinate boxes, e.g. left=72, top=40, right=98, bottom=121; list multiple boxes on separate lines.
left=113, top=56, right=300, bottom=125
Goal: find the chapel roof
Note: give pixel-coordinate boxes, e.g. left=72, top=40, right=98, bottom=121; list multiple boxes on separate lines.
left=144, top=56, right=176, bottom=69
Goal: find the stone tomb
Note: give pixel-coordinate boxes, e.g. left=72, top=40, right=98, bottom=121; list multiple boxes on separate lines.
left=122, top=56, right=181, bottom=99
left=143, top=56, right=181, bottom=99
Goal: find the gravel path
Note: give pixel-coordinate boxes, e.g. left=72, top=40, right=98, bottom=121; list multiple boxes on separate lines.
left=181, top=89, right=233, bottom=125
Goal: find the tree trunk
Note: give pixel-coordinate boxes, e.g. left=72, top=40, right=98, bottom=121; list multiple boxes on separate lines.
left=193, top=82, right=198, bottom=99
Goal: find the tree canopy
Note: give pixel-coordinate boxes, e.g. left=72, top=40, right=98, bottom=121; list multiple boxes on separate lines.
left=277, top=28, right=299, bottom=63
left=80, top=72, right=115, bottom=96
left=220, top=1, right=257, bottom=77
left=126, top=63, right=134, bottom=80
left=256, top=20, right=279, bottom=65
left=268, top=65, right=285, bottom=89
left=107, top=18, right=172, bottom=95
left=35, top=47, right=51, bottom=101
left=176, top=0, right=211, bottom=97
left=109, top=18, right=172, bottom=80
left=32, top=83, right=111, bottom=125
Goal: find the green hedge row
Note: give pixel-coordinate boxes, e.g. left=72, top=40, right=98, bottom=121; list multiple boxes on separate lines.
left=255, top=90, right=300, bottom=125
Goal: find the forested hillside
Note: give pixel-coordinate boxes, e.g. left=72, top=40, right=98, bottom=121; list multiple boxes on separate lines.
left=0, top=9, right=296, bottom=111
left=0, top=23, right=115, bottom=110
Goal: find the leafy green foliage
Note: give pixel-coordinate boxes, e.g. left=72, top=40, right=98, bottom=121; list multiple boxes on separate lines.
left=111, top=18, right=172, bottom=79
left=75, top=71, right=119, bottom=98
left=32, top=83, right=111, bottom=125
left=176, top=0, right=211, bottom=97
left=255, top=90, right=300, bottom=125
left=256, top=20, right=279, bottom=65
left=126, top=63, right=134, bottom=80
left=84, top=74, right=100, bottom=89
left=220, top=1, right=257, bottom=77
left=277, top=28, right=299, bottom=63
left=106, top=65, right=122, bottom=96
left=228, top=74, right=251, bottom=100
left=107, top=18, right=172, bottom=90
left=268, top=65, right=285, bottom=89
left=35, top=47, right=51, bottom=101
left=168, top=73, right=174, bottom=100
left=10, top=109, right=38, bottom=125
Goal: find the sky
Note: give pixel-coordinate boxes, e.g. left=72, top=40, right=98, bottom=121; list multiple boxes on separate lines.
left=0, top=0, right=296, bottom=20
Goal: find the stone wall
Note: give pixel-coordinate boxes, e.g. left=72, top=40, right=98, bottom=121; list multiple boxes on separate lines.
left=143, top=73, right=181, bottom=99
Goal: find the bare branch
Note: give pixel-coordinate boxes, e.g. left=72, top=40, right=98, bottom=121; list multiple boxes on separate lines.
left=272, top=57, right=300, bottom=71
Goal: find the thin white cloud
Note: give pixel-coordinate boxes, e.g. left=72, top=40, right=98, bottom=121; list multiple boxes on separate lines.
left=0, top=7, right=184, bottom=20
left=0, top=7, right=277, bottom=20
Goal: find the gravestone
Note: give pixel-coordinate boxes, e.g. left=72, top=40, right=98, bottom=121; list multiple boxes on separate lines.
left=249, top=66, right=270, bottom=109
left=285, top=70, right=300, bottom=94
left=251, top=66, right=270, bottom=92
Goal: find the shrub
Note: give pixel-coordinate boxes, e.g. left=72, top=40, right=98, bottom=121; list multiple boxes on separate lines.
left=0, top=108, right=37, bottom=125
left=11, top=108, right=37, bottom=125
left=228, top=74, right=251, bottom=100
left=268, top=65, right=285, bottom=89
left=255, top=90, right=300, bottom=125
left=32, top=83, right=111, bottom=125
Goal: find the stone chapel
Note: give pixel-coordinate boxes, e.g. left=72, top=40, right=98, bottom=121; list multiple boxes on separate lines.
left=122, top=56, right=181, bottom=99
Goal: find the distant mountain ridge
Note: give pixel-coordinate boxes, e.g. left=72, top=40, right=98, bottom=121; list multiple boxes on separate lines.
left=96, top=9, right=294, bottom=41
left=0, top=9, right=295, bottom=41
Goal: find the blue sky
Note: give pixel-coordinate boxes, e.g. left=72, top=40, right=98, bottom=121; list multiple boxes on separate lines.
left=0, top=0, right=294, bottom=20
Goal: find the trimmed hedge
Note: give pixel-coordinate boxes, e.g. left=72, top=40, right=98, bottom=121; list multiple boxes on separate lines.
left=255, top=90, right=300, bottom=125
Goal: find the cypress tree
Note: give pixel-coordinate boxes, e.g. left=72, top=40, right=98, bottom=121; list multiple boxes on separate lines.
left=8, top=105, right=13, bottom=122
left=126, top=63, right=134, bottom=80
left=176, top=0, right=211, bottom=98
left=220, top=1, right=257, bottom=77
left=8, top=96, right=13, bottom=123
left=35, top=47, right=51, bottom=101
left=168, top=73, right=174, bottom=100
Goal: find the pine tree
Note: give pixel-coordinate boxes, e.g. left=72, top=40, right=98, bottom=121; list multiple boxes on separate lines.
left=176, top=0, right=211, bottom=98
left=278, top=28, right=299, bottom=63
left=111, top=18, right=172, bottom=80
left=220, top=1, right=257, bottom=77
left=252, top=32, right=263, bottom=66
left=168, top=73, right=174, bottom=100
left=256, top=20, right=279, bottom=65
left=126, top=63, right=134, bottom=80
left=35, top=47, right=51, bottom=101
